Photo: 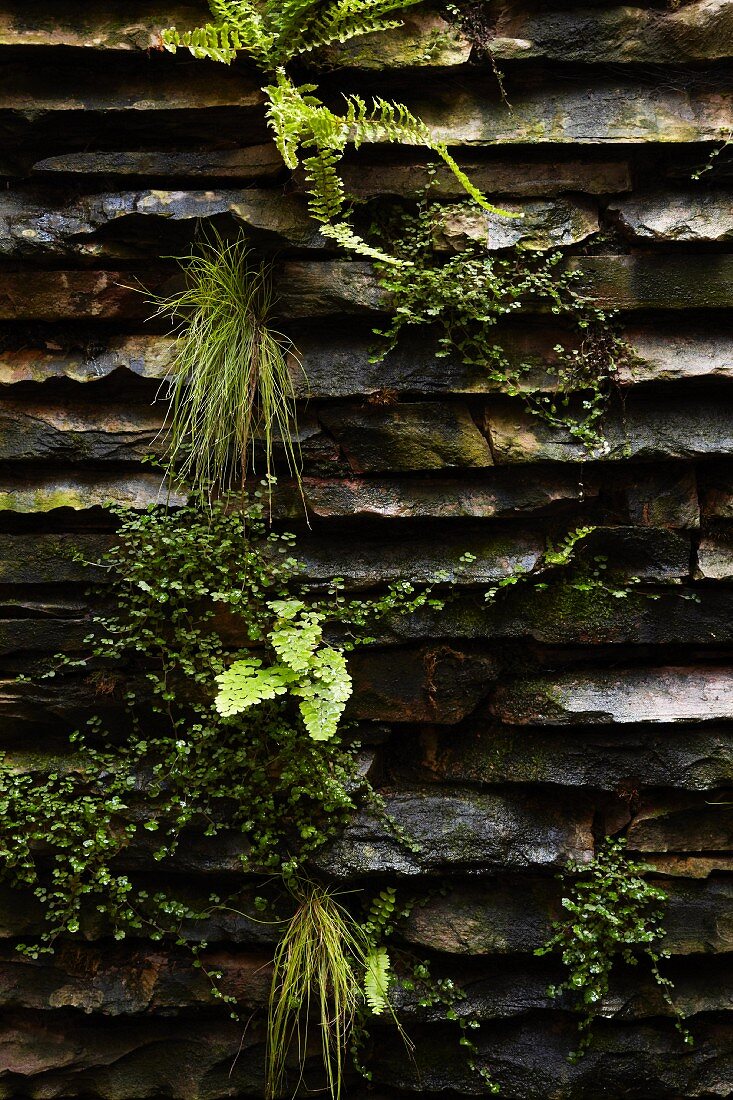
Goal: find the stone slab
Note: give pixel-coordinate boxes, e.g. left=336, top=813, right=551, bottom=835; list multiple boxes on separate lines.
left=404, top=876, right=733, bottom=957
left=0, top=61, right=263, bottom=114
left=331, top=158, right=633, bottom=200
left=416, top=82, right=733, bottom=146
left=0, top=473, right=180, bottom=512
left=485, top=394, right=733, bottom=464
left=611, top=191, right=733, bottom=242
left=628, top=796, right=733, bottom=854
left=31, top=145, right=284, bottom=180
left=372, top=1017, right=733, bottom=1097
left=696, top=534, right=733, bottom=581
left=620, top=328, right=733, bottom=384
left=385, top=587, right=733, bottom=648
left=435, top=197, right=599, bottom=251
left=318, top=786, right=593, bottom=877
left=4, top=255, right=732, bottom=320
left=406, top=724, right=733, bottom=792
left=0, top=335, right=175, bottom=385
left=0, top=400, right=165, bottom=462
left=493, top=667, right=733, bottom=725
left=0, top=189, right=329, bottom=258
left=319, top=402, right=494, bottom=471
left=491, top=1, right=733, bottom=64
left=296, top=471, right=595, bottom=519
left=0, top=3, right=204, bottom=50
left=348, top=645, right=498, bottom=724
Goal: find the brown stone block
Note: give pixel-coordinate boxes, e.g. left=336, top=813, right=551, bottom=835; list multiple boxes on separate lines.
left=296, top=470, right=594, bottom=519
left=318, top=786, right=594, bottom=877
left=416, top=81, right=733, bottom=146
left=0, top=399, right=165, bottom=462
left=0, top=271, right=172, bottom=321
left=31, top=144, right=284, bottom=181
left=349, top=645, right=498, bottom=724
left=404, top=876, right=733, bottom=957
left=0, top=189, right=329, bottom=259
left=0, top=472, right=180, bottom=512
left=330, top=158, right=633, bottom=200
left=611, top=191, right=733, bottom=243
left=491, top=1, right=733, bottom=64
left=407, top=723, right=733, bottom=792
left=485, top=394, right=733, bottom=464
left=628, top=795, right=733, bottom=855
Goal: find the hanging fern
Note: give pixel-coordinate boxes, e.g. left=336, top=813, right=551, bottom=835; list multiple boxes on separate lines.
left=161, top=0, right=426, bottom=70
left=160, top=2, right=516, bottom=263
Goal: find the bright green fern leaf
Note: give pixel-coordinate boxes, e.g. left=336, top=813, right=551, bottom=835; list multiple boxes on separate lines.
left=364, top=946, right=391, bottom=1015
left=292, top=647, right=352, bottom=741
left=270, top=613, right=324, bottom=674
left=215, top=657, right=297, bottom=716
left=163, top=3, right=516, bottom=265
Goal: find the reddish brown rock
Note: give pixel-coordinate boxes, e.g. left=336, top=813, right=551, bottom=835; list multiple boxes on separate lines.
left=349, top=645, right=498, bottom=724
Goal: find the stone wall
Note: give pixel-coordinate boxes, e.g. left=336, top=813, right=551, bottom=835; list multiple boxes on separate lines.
left=0, top=1, right=731, bottom=1096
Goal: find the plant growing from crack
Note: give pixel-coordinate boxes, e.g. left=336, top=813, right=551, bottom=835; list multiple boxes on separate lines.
left=150, top=231, right=302, bottom=499
left=372, top=193, right=632, bottom=451
left=536, top=837, right=692, bottom=1061
left=160, top=0, right=514, bottom=264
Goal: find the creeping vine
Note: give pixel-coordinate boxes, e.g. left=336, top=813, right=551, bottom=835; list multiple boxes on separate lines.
left=537, top=838, right=692, bottom=1062
left=372, top=190, right=631, bottom=451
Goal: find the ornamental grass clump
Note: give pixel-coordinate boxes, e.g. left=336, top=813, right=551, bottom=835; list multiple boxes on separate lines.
left=268, top=880, right=372, bottom=1100
left=150, top=232, right=302, bottom=496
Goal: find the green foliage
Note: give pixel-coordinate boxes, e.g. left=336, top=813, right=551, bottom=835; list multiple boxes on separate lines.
left=406, top=960, right=499, bottom=1092
left=373, top=193, right=631, bottom=449
left=268, top=880, right=373, bottom=1100
left=161, top=0, right=426, bottom=70
left=364, top=945, right=391, bottom=1014
left=215, top=599, right=352, bottom=740
left=483, top=525, right=596, bottom=604
left=0, top=494, right=443, bottom=957
left=691, top=128, right=733, bottom=180
left=161, top=3, right=512, bottom=264
left=149, top=232, right=302, bottom=496
left=536, top=838, right=692, bottom=1061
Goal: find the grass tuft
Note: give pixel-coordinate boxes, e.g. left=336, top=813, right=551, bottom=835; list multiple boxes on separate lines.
left=150, top=231, right=303, bottom=498
left=267, top=880, right=368, bottom=1100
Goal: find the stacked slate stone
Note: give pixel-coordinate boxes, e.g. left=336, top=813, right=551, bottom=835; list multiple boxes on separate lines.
left=0, top=1, right=731, bottom=1096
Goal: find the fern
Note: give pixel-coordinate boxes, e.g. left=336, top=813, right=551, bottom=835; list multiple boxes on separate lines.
left=215, top=657, right=296, bottom=716
left=214, top=601, right=353, bottom=740
left=162, top=3, right=516, bottom=263
left=364, top=946, right=391, bottom=1015
left=161, top=0, right=425, bottom=69
left=265, top=74, right=514, bottom=264
left=292, top=647, right=352, bottom=741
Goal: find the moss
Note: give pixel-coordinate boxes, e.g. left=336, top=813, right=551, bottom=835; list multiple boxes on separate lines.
left=0, top=488, right=87, bottom=512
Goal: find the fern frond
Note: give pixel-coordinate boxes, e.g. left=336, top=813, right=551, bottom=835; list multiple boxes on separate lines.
left=302, top=149, right=347, bottom=222
left=292, top=0, right=423, bottom=56
left=433, top=142, right=519, bottom=218
left=161, top=0, right=275, bottom=66
left=345, top=93, right=433, bottom=148
left=160, top=23, right=242, bottom=64
left=265, top=73, right=323, bottom=168
left=321, top=221, right=408, bottom=265
left=364, top=946, right=391, bottom=1015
